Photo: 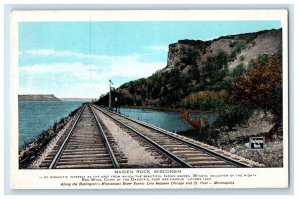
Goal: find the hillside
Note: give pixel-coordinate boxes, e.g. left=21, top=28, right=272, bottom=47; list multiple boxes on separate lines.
left=95, top=28, right=282, bottom=109
left=18, top=94, right=61, bottom=101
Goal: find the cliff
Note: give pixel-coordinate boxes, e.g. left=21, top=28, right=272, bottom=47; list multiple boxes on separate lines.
left=18, top=94, right=61, bottom=101
left=164, top=28, right=282, bottom=73
left=95, top=28, right=282, bottom=108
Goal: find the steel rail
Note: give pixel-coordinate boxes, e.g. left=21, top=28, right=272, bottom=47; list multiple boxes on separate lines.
left=48, top=104, right=86, bottom=169
left=89, top=104, right=119, bottom=168
left=91, top=104, right=192, bottom=168
left=93, top=104, right=249, bottom=168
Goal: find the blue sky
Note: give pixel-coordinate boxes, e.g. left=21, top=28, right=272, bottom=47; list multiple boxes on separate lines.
left=19, top=21, right=281, bottom=98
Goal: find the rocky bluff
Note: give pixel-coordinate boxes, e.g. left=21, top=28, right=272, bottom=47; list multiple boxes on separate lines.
left=96, top=28, right=282, bottom=108
left=165, top=28, right=282, bottom=73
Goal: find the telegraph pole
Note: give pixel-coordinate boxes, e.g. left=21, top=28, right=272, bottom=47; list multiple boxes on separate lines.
left=109, top=79, right=113, bottom=109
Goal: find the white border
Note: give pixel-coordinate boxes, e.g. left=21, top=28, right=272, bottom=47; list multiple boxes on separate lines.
left=10, top=10, right=289, bottom=189
left=12, top=10, right=287, bottom=21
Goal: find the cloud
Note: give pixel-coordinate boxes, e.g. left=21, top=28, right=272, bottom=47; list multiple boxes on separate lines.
left=145, top=45, right=169, bottom=52
left=21, top=49, right=96, bottom=58
left=20, top=60, right=165, bottom=80
left=20, top=62, right=92, bottom=74
left=19, top=50, right=166, bottom=98
left=19, top=80, right=109, bottom=99
left=65, top=82, right=110, bottom=98
left=104, top=58, right=165, bottom=78
left=20, top=49, right=141, bottom=64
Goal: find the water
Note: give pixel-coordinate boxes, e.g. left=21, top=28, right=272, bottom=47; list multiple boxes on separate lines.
left=19, top=102, right=217, bottom=150
left=119, top=108, right=194, bottom=132
left=18, top=101, right=83, bottom=149
left=119, top=108, right=221, bottom=144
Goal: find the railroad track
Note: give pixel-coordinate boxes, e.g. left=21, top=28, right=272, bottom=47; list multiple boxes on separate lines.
left=41, top=104, right=120, bottom=169
left=90, top=106, right=179, bottom=168
left=92, top=104, right=256, bottom=168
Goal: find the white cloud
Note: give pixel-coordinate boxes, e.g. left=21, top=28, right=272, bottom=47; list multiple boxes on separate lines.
left=19, top=52, right=166, bottom=98
left=20, top=49, right=141, bottom=64
left=145, top=45, right=169, bottom=52
left=22, top=49, right=95, bottom=58
left=20, top=59, right=165, bottom=80
left=19, top=81, right=109, bottom=99
left=20, top=62, right=92, bottom=74
left=67, top=82, right=110, bottom=98
left=104, top=58, right=165, bottom=78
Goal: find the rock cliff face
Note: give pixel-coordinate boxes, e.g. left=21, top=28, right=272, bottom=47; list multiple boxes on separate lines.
left=164, top=28, right=282, bottom=73
left=166, top=40, right=210, bottom=72
left=229, top=29, right=282, bottom=69
left=18, top=94, right=61, bottom=101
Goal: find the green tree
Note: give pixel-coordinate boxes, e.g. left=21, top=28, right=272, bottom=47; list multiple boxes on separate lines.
left=218, top=103, right=253, bottom=131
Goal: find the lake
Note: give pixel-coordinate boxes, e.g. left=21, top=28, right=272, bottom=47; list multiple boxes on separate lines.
left=119, top=108, right=220, bottom=143
left=18, top=101, right=83, bottom=149
left=19, top=103, right=198, bottom=150
left=119, top=108, right=194, bottom=132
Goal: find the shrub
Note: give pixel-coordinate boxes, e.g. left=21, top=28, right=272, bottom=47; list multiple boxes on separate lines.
left=217, top=103, right=254, bottom=130
left=179, top=91, right=228, bottom=111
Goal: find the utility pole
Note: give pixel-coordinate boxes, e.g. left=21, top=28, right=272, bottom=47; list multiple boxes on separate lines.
left=109, top=79, right=113, bottom=109
left=115, top=97, right=118, bottom=113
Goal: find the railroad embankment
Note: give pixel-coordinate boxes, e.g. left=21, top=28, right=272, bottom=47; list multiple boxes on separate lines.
left=19, top=107, right=80, bottom=169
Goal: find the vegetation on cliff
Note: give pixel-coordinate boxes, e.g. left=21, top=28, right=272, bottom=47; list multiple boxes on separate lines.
left=95, top=28, right=282, bottom=136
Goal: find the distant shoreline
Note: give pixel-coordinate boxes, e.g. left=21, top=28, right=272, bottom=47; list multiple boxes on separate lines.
left=119, top=106, right=219, bottom=114
left=60, top=98, right=94, bottom=102
left=120, top=105, right=181, bottom=113
left=18, top=94, right=61, bottom=101
left=19, top=94, right=94, bottom=102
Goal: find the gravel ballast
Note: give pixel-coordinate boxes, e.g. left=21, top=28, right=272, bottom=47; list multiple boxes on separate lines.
left=94, top=109, right=161, bottom=167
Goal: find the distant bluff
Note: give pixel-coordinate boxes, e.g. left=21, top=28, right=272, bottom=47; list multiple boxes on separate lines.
left=18, top=94, right=61, bottom=101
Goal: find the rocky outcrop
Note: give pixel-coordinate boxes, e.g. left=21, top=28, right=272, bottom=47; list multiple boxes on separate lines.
left=165, top=28, right=282, bottom=72
left=165, top=40, right=210, bottom=72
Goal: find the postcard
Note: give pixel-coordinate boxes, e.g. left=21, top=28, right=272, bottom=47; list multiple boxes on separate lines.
left=10, top=9, right=288, bottom=189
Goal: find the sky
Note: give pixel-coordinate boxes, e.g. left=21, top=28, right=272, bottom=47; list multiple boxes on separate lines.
left=18, top=21, right=281, bottom=98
